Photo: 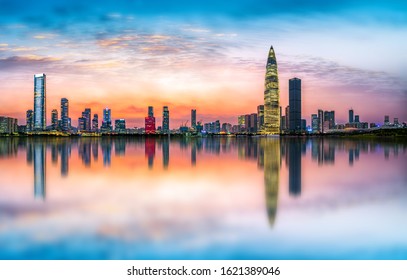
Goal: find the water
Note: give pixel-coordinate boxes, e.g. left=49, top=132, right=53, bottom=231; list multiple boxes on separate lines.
left=0, top=136, right=406, bottom=260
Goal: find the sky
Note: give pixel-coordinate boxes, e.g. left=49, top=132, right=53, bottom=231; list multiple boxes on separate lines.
left=0, top=0, right=406, bottom=128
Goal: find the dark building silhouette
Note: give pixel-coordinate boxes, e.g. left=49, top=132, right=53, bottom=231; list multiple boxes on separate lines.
left=288, top=139, right=302, bottom=196
left=289, top=77, right=301, bottom=132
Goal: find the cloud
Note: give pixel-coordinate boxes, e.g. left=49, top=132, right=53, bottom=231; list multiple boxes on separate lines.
left=278, top=55, right=406, bottom=97
left=0, top=55, right=61, bottom=70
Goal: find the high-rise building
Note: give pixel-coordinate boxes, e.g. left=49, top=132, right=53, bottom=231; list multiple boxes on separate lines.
left=349, top=109, right=354, bottom=124
left=317, top=109, right=324, bottom=133
left=33, top=73, right=46, bottom=130
left=51, top=109, right=58, bottom=130
left=115, top=119, right=126, bottom=133
left=82, top=108, right=91, bottom=131
left=324, top=111, right=335, bottom=130
left=60, top=98, right=69, bottom=132
left=26, top=110, right=34, bottom=132
left=384, top=115, right=390, bottom=125
left=354, top=115, right=360, bottom=123
left=244, top=114, right=251, bottom=132
left=238, top=115, right=245, bottom=132
left=250, top=113, right=258, bottom=133
left=262, top=45, right=280, bottom=134
left=101, top=108, right=112, bottom=132
left=162, top=106, right=169, bottom=133
left=311, top=114, right=319, bottom=133
left=257, top=105, right=264, bottom=130
left=289, top=77, right=301, bottom=132
left=92, top=114, right=99, bottom=132
left=148, top=106, right=154, bottom=117
left=145, top=116, right=156, bottom=134
left=191, top=109, right=196, bottom=130
left=394, top=118, right=399, bottom=125
left=285, top=106, right=289, bottom=131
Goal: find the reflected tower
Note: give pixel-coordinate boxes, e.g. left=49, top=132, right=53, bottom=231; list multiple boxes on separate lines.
left=33, top=141, right=46, bottom=199
left=262, top=46, right=280, bottom=134
left=260, top=137, right=280, bottom=226
left=288, top=139, right=302, bottom=196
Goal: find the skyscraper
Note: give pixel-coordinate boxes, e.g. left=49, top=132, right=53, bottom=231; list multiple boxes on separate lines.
left=162, top=106, right=169, bottom=133
left=311, top=114, right=318, bottom=133
left=33, top=73, right=46, bottom=130
left=289, top=77, right=301, bottom=132
left=148, top=106, right=154, bottom=118
left=61, top=98, right=69, bottom=132
left=262, top=45, right=280, bottom=134
left=26, top=109, right=34, bottom=132
left=51, top=109, right=58, bottom=130
left=191, top=109, right=196, bottom=130
left=83, top=108, right=91, bottom=131
left=101, top=108, right=112, bottom=132
left=92, top=114, right=99, bottom=132
left=257, top=105, right=264, bottom=131
left=349, top=109, right=354, bottom=124
left=317, top=109, right=324, bottom=133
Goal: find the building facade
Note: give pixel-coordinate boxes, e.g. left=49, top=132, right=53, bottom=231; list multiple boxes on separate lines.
left=289, top=77, right=301, bottom=132
left=33, top=73, right=46, bottom=131
left=262, top=46, right=280, bottom=134
left=60, top=98, right=69, bottom=132
left=191, top=109, right=196, bottom=130
left=162, top=106, right=169, bottom=133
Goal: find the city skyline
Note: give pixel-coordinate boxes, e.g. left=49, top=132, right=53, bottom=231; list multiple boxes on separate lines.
left=0, top=1, right=406, bottom=127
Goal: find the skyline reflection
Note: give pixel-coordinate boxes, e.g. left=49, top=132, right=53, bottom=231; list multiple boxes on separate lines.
left=0, top=136, right=406, bottom=259
left=0, top=136, right=404, bottom=207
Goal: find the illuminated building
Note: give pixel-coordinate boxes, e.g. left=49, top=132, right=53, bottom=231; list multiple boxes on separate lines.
left=115, top=119, right=126, bottom=133
left=61, top=98, right=69, bottom=132
left=262, top=45, right=280, bottom=134
left=33, top=73, right=46, bottom=131
left=257, top=105, right=264, bottom=130
left=51, top=109, right=58, bottom=130
left=311, top=114, right=319, bottom=132
left=82, top=108, right=91, bottom=131
left=355, top=115, right=360, bottom=123
left=92, top=114, right=99, bottom=132
left=145, top=116, right=156, bottom=133
left=101, top=108, right=112, bottom=132
left=162, top=106, right=170, bottom=133
left=191, top=109, right=196, bottom=130
left=148, top=106, right=154, bottom=117
left=324, top=111, right=335, bottom=129
left=384, top=115, right=390, bottom=125
left=26, top=110, right=34, bottom=132
left=0, top=117, right=18, bottom=134
left=238, top=115, right=245, bottom=132
left=289, top=77, right=301, bottom=132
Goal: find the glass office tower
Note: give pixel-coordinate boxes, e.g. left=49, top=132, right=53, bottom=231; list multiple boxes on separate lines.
left=263, top=46, right=280, bottom=134
left=34, top=73, right=46, bottom=130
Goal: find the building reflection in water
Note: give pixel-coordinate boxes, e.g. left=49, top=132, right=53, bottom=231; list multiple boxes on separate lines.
left=0, top=136, right=405, bottom=227
left=287, top=139, right=302, bottom=197
left=162, top=137, right=169, bottom=169
left=145, top=137, right=156, bottom=169
left=33, top=141, right=46, bottom=200
left=259, top=137, right=280, bottom=226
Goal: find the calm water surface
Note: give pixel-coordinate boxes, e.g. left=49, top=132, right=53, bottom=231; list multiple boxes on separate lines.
left=0, top=136, right=406, bottom=259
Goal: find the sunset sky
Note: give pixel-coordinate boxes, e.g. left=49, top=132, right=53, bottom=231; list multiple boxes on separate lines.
left=0, top=0, right=406, bottom=128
